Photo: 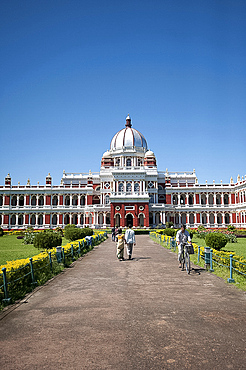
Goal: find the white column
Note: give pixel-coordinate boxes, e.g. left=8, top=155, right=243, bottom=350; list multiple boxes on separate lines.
left=17, top=195, right=19, bottom=206
left=178, top=194, right=180, bottom=205
left=15, top=214, right=18, bottom=226
left=103, top=213, right=106, bottom=225
left=70, top=195, right=73, bottom=207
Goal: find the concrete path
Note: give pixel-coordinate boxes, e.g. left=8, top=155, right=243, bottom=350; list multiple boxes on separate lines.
left=0, top=235, right=246, bottom=369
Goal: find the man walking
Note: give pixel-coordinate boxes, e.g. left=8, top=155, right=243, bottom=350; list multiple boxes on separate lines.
left=124, top=224, right=136, bottom=260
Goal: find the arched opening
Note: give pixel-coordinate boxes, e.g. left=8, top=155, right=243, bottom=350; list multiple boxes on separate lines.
left=72, top=214, right=78, bottom=225
left=126, top=183, right=132, bottom=193
left=189, top=213, right=194, bottom=225
left=118, top=183, right=124, bottom=193
left=115, top=214, right=120, bottom=227
left=98, top=213, right=103, bottom=225
left=201, top=194, right=206, bottom=205
left=105, top=195, right=110, bottom=204
left=188, top=195, right=193, bottom=205
left=31, top=196, right=37, bottom=206
left=173, top=195, right=178, bottom=205
left=180, top=195, right=185, bottom=205
left=10, top=215, right=16, bottom=225
left=181, top=213, right=186, bottom=224
left=80, top=196, right=85, bottom=206
left=30, top=215, right=36, bottom=225
left=208, top=194, right=213, bottom=205
left=126, top=213, right=133, bottom=227
left=89, top=214, right=92, bottom=225
left=38, top=196, right=44, bottom=206
left=106, top=213, right=110, bottom=225
left=149, top=194, right=154, bottom=203
left=52, top=214, right=57, bottom=225
left=64, top=214, right=70, bottom=225
left=80, top=214, right=84, bottom=225
left=216, top=195, right=221, bottom=205
left=72, top=196, right=78, bottom=206
left=139, top=214, right=144, bottom=227
left=65, top=196, right=70, bottom=206
left=134, top=183, right=140, bottom=192
left=11, top=196, right=17, bottom=206
left=38, top=215, right=43, bottom=225
left=19, top=196, right=24, bottom=206
left=0, top=196, right=3, bottom=206
left=126, top=158, right=131, bottom=167
left=217, top=213, right=222, bottom=225
left=224, top=194, right=229, bottom=205
left=18, top=215, right=23, bottom=225
left=156, top=212, right=160, bottom=225
left=52, top=195, right=58, bottom=206
left=209, top=214, right=214, bottom=225
left=225, top=213, right=230, bottom=224
left=202, top=214, right=207, bottom=224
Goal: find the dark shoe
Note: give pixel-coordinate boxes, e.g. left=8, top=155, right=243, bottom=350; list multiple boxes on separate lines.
left=128, top=255, right=132, bottom=260
left=179, top=264, right=182, bottom=268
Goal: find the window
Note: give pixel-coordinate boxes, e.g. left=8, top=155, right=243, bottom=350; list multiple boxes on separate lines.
left=137, top=158, right=142, bottom=166
left=104, top=182, right=110, bottom=189
left=118, top=183, right=124, bottom=192
left=115, top=158, right=120, bottom=166
left=126, top=183, right=132, bottom=192
left=126, top=158, right=131, bottom=167
left=148, top=182, right=154, bottom=189
left=149, top=194, right=154, bottom=203
left=105, top=194, right=110, bottom=204
left=158, top=184, right=163, bottom=190
left=134, top=183, right=140, bottom=192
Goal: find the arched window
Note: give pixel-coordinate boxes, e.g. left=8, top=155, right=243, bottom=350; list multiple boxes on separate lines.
left=126, top=158, right=131, bottom=167
left=149, top=194, right=154, bottom=203
left=18, top=215, right=23, bottom=225
left=216, top=194, right=221, bottom=205
left=202, top=214, right=207, bottom=224
left=208, top=194, right=213, bottom=205
left=30, top=215, right=36, bottom=225
left=11, top=196, right=17, bottom=206
left=65, top=196, right=70, bottom=206
left=52, top=195, right=58, bottom=206
left=115, top=158, right=120, bottom=166
left=38, top=196, right=44, bottom=206
left=38, top=215, right=43, bottom=225
left=81, top=195, right=85, bottom=206
left=137, top=158, right=142, bottom=166
left=19, top=196, right=24, bottom=206
left=118, top=183, right=124, bottom=193
left=89, top=214, right=92, bottom=224
left=10, top=215, right=16, bottom=225
left=72, top=214, right=77, bottom=224
left=201, top=194, right=206, bottom=205
left=134, top=183, right=140, bottom=192
left=52, top=214, right=57, bottom=225
left=224, top=194, right=229, bottom=205
left=64, top=214, right=69, bottom=225
left=126, top=183, right=132, bottom=193
left=180, top=195, right=185, bottom=205
left=105, top=195, right=110, bottom=204
left=188, top=195, right=193, bottom=205
left=225, top=213, right=230, bottom=224
left=106, top=213, right=110, bottom=224
left=31, top=196, right=37, bottom=206
left=0, top=196, right=3, bottom=206
left=173, top=195, right=178, bottom=205
left=72, top=195, right=78, bottom=206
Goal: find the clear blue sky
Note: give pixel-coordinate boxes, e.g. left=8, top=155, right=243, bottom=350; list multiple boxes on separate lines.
left=1, top=0, right=246, bottom=185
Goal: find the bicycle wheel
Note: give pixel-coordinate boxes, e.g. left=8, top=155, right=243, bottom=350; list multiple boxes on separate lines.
left=185, top=251, right=190, bottom=274
left=181, top=251, right=185, bottom=271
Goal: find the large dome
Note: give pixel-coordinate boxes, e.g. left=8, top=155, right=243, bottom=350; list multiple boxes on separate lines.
left=110, top=115, right=148, bottom=150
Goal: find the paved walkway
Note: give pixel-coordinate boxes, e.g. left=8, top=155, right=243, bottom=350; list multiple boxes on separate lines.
left=0, top=235, right=246, bottom=369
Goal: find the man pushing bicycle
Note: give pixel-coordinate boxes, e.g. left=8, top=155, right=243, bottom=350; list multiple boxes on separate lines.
left=176, top=224, right=192, bottom=268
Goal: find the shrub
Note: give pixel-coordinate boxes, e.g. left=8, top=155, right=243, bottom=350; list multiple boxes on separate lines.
left=0, top=227, right=3, bottom=237
left=197, top=225, right=206, bottom=231
left=163, top=228, right=176, bottom=237
left=64, top=225, right=93, bottom=242
left=34, top=230, right=62, bottom=250
left=187, top=228, right=194, bottom=239
left=227, top=225, right=236, bottom=232
left=165, top=221, right=174, bottom=228
left=205, top=232, right=228, bottom=251
left=23, top=230, right=35, bottom=244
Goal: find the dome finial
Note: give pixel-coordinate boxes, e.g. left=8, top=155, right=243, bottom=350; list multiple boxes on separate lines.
left=125, top=114, right=132, bottom=128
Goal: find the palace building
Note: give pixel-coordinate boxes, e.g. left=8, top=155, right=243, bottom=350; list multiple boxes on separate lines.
left=1, top=115, right=246, bottom=229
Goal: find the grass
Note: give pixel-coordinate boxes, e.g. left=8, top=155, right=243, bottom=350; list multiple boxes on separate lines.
left=0, top=235, right=70, bottom=266
left=192, top=235, right=246, bottom=259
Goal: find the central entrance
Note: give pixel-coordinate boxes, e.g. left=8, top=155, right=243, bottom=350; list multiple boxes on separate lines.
left=126, top=213, right=133, bottom=227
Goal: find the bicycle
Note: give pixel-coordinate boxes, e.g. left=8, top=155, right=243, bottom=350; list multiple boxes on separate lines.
left=180, top=243, right=192, bottom=274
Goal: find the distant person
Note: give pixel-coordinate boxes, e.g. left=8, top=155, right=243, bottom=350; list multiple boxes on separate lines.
left=124, top=224, right=136, bottom=260
left=176, top=224, right=191, bottom=268
left=116, top=228, right=125, bottom=261
left=111, top=226, right=116, bottom=242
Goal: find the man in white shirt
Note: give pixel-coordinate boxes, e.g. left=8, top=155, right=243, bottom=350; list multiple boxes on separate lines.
left=176, top=224, right=191, bottom=268
left=124, top=224, right=136, bottom=260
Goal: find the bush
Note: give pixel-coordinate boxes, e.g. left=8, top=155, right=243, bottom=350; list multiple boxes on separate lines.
left=0, top=227, right=3, bottom=237
left=187, top=228, right=194, bottom=239
left=34, top=230, right=62, bottom=250
left=227, top=225, right=236, bottom=232
left=165, top=221, right=174, bottom=228
left=23, top=230, right=35, bottom=244
left=205, top=232, right=228, bottom=251
left=64, top=225, right=93, bottom=242
left=163, top=228, right=176, bottom=237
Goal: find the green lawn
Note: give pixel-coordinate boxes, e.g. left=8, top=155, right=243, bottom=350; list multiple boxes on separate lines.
left=192, top=235, right=246, bottom=259
left=0, top=235, right=70, bottom=266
